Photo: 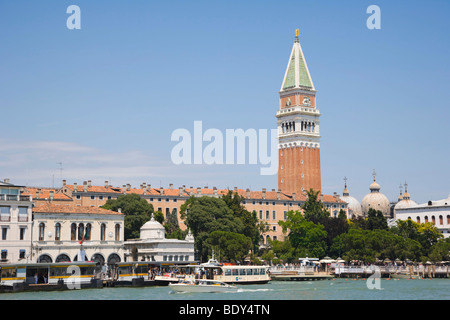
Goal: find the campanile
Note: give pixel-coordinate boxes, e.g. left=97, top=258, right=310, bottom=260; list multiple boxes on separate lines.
left=277, top=29, right=321, bottom=196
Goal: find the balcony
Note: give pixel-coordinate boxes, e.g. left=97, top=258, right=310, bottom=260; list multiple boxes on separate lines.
left=0, top=194, right=32, bottom=202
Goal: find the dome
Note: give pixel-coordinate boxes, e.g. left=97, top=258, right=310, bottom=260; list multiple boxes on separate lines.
left=341, top=195, right=363, bottom=218
left=341, top=181, right=362, bottom=218
left=394, top=184, right=417, bottom=214
left=140, top=214, right=165, bottom=240
left=361, top=175, right=390, bottom=216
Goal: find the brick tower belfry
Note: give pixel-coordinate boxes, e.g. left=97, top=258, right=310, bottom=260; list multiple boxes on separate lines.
left=277, top=29, right=321, bottom=196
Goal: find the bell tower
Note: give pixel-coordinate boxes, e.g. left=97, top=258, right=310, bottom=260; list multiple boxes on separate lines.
left=277, top=29, right=321, bottom=195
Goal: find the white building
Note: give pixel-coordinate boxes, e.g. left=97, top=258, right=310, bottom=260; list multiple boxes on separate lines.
left=124, top=214, right=195, bottom=264
left=395, top=194, right=450, bottom=238
left=31, top=203, right=125, bottom=264
left=0, top=179, right=33, bottom=263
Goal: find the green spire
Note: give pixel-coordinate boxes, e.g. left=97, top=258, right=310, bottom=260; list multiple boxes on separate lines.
left=281, top=30, right=314, bottom=91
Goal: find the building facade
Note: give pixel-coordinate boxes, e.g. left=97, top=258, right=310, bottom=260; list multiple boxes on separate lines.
left=31, top=203, right=125, bottom=265
left=277, top=29, right=321, bottom=196
left=123, top=214, right=195, bottom=263
left=0, top=179, right=33, bottom=263
left=395, top=195, right=450, bottom=239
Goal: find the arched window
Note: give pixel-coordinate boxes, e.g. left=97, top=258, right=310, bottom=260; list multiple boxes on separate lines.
left=78, top=223, right=84, bottom=241
left=447, top=215, right=450, bottom=225
left=115, top=224, right=120, bottom=241
left=100, top=223, right=106, bottom=241
left=85, top=223, right=92, bottom=241
left=439, top=215, right=443, bottom=225
left=424, top=216, right=428, bottom=223
left=71, top=223, right=77, bottom=240
left=416, top=216, right=420, bottom=223
left=55, top=223, right=61, bottom=241
left=431, top=216, right=436, bottom=225
left=38, top=223, right=45, bottom=241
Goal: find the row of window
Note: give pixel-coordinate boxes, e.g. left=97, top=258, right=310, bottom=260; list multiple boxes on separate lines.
left=37, top=222, right=121, bottom=242
left=411, top=215, right=450, bottom=225
left=162, top=255, right=190, bottom=262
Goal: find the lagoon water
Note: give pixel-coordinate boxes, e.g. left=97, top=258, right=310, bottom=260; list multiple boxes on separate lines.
left=0, top=278, right=448, bottom=300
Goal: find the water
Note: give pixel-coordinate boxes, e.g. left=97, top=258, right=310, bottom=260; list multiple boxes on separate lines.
left=0, top=278, right=448, bottom=300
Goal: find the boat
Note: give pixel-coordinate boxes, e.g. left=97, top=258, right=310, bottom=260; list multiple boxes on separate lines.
left=0, top=262, right=102, bottom=292
left=173, top=256, right=271, bottom=285
left=169, top=278, right=238, bottom=293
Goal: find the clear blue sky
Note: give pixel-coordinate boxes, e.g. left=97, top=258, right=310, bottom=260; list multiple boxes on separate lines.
left=1, top=0, right=449, bottom=204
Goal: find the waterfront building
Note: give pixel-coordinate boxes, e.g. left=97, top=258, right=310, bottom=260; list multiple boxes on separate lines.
left=277, top=29, right=321, bottom=196
left=340, top=178, right=362, bottom=219
left=361, top=171, right=391, bottom=218
left=123, top=214, right=195, bottom=263
left=0, top=179, right=33, bottom=263
left=31, top=203, right=125, bottom=265
left=395, top=194, right=450, bottom=238
left=58, top=181, right=347, bottom=244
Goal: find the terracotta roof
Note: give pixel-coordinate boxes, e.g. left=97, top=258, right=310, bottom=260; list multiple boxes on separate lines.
left=33, top=203, right=122, bottom=215
left=22, top=187, right=72, bottom=201
left=61, top=182, right=345, bottom=204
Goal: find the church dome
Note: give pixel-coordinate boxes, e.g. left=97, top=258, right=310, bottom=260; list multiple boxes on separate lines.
left=341, top=181, right=362, bottom=218
left=394, top=184, right=417, bottom=214
left=361, top=174, right=390, bottom=216
left=140, top=214, right=165, bottom=240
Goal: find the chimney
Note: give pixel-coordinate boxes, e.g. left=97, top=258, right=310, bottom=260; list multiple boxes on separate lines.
left=37, top=188, right=41, bottom=198
left=49, top=191, right=54, bottom=201
left=190, top=187, right=194, bottom=196
left=104, top=181, right=109, bottom=187
left=234, top=187, right=238, bottom=192
left=334, top=192, right=340, bottom=201
left=88, top=180, right=92, bottom=187
left=118, top=208, right=122, bottom=213
left=126, top=184, right=131, bottom=191
left=292, top=193, right=296, bottom=201
left=179, top=187, right=183, bottom=196
left=122, top=185, right=127, bottom=194
left=4, top=178, right=10, bottom=184
left=262, top=188, right=266, bottom=199
left=83, top=181, right=87, bottom=192
left=197, top=187, right=201, bottom=195
left=320, top=194, right=324, bottom=202
left=213, top=187, right=217, bottom=196
left=246, top=188, right=251, bottom=199
left=169, top=183, right=173, bottom=189
left=160, top=187, right=164, bottom=195
left=146, top=184, right=152, bottom=193
left=62, top=180, right=66, bottom=186
left=73, top=182, right=78, bottom=192
left=277, top=189, right=281, bottom=200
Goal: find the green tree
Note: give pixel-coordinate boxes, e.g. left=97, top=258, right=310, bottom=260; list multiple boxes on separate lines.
left=367, top=208, right=388, bottom=231
left=204, top=231, right=252, bottom=263
left=279, top=210, right=328, bottom=258
left=180, top=196, right=245, bottom=262
left=302, top=189, right=330, bottom=224
left=221, top=191, right=261, bottom=250
left=101, top=193, right=154, bottom=240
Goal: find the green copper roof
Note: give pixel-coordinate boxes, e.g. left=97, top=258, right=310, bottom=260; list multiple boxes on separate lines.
left=282, top=53, right=296, bottom=89
left=281, top=36, right=314, bottom=90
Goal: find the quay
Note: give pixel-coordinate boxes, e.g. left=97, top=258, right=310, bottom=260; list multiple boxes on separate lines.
left=333, top=265, right=450, bottom=279
left=269, top=265, right=333, bottom=281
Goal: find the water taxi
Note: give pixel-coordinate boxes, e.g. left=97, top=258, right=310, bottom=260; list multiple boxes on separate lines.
left=175, top=257, right=271, bottom=285
left=169, top=278, right=238, bottom=293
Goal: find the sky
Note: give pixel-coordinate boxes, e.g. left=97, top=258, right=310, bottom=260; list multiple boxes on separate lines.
left=0, top=0, right=449, bottom=204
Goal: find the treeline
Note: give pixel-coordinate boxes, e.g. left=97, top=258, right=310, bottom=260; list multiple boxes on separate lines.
left=102, top=191, right=450, bottom=264
left=273, top=190, right=450, bottom=264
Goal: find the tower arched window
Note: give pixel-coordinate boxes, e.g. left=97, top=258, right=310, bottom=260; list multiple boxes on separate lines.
left=78, top=223, right=84, bottom=241
left=85, top=223, right=92, bottom=241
